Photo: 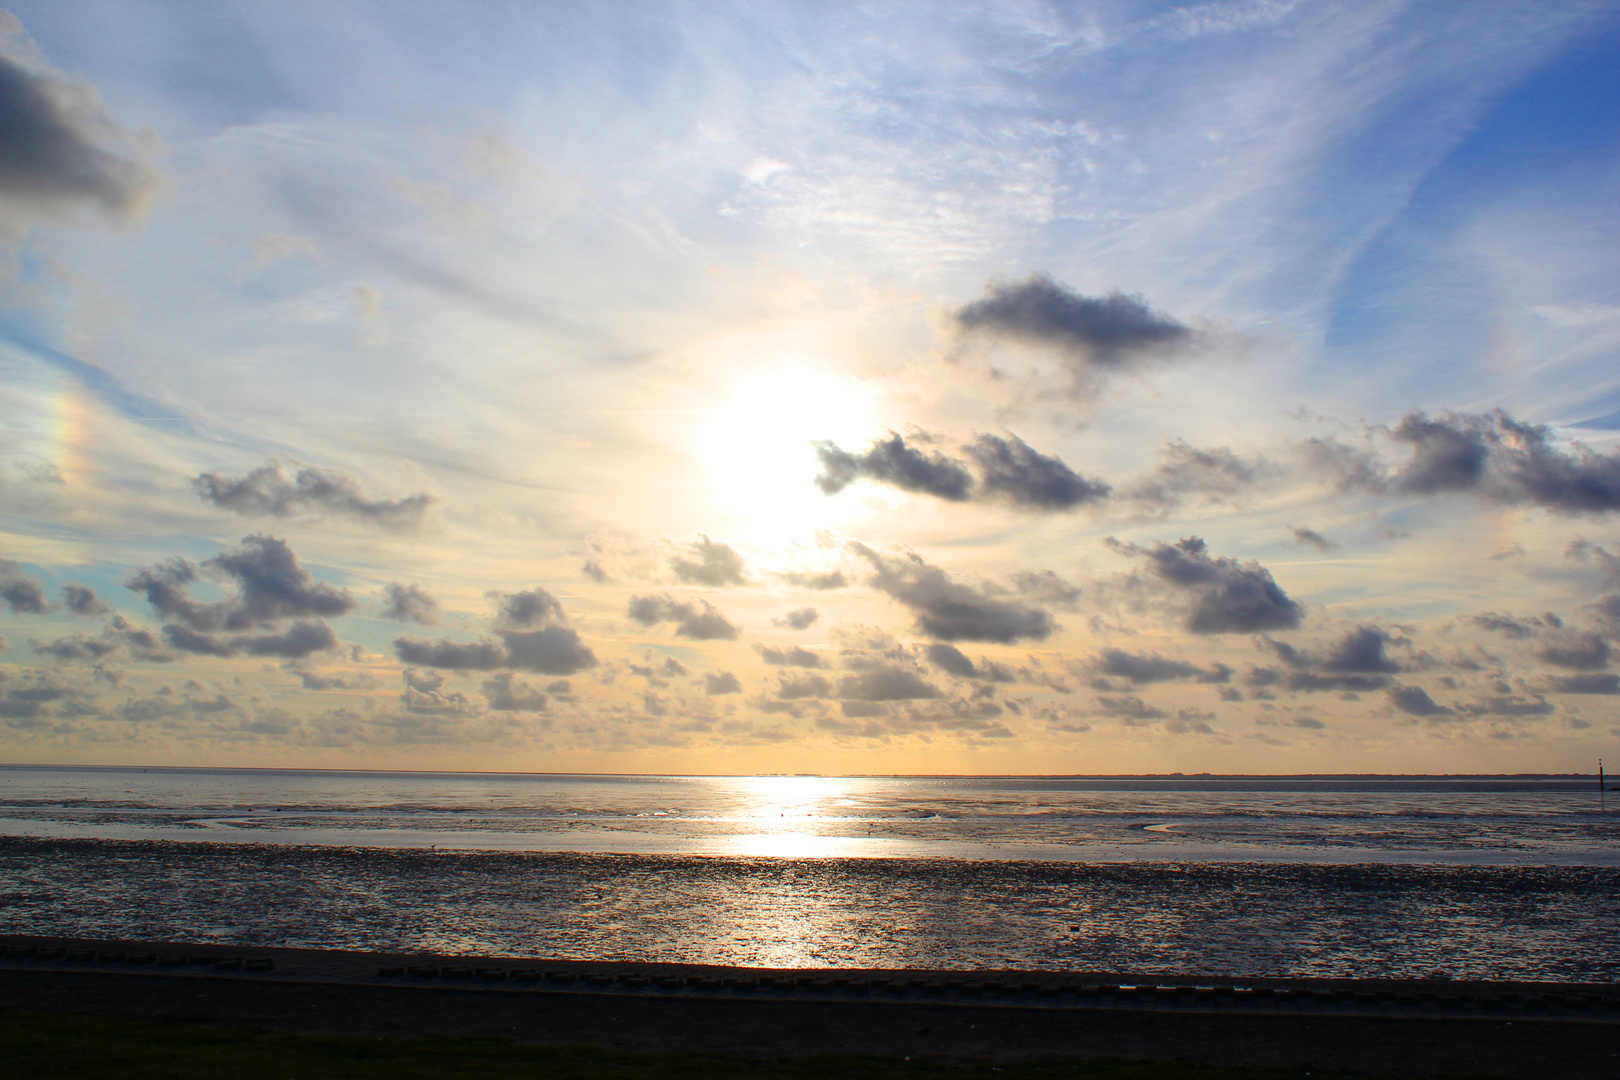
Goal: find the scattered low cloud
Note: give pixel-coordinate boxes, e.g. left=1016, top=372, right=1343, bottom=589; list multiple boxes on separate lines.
left=852, top=543, right=1054, bottom=643
left=755, top=643, right=823, bottom=668
left=703, top=670, right=741, bottom=695
left=0, top=559, right=47, bottom=614
left=1291, top=526, right=1334, bottom=552
left=380, top=582, right=439, bottom=625
left=192, top=461, right=434, bottom=531
left=1089, top=648, right=1232, bottom=685
left=627, top=594, right=741, bottom=640
left=0, top=16, right=159, bottom=237
left=1108, top=536, right=1303, bottom=634
left=952, top=273, right=1197, bottom=396
left=1122, top=441, right=1267, bottom=515
left=815, top=430, right=1107, bottom=511
left=60, top=584, right=109, bottom=616
left=772, top=606, right=819, bottom=630
left=670, top=535, right=748, bottom=587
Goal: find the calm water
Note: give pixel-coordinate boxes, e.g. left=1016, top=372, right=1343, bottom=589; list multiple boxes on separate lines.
left=1, top=767, right=1616, bottom=980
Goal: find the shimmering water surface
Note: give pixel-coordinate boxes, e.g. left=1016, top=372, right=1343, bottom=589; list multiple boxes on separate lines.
left=1, top=767, right=1616, bottom=980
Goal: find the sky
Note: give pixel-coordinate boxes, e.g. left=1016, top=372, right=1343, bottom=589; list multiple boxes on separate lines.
left=1, top=1, right=1618, bottom=775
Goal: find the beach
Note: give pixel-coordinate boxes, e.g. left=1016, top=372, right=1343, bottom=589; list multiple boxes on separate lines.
left=4, top=934, right=1619, bottom=1077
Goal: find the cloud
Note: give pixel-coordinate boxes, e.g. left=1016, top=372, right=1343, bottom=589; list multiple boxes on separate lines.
left=1472, top=612, right=1542, bottom=640
left=192, top=461, right=434, bottom=531
left=60, top=584, right=109, bottom=616
left=815, top=432, right=973, bottom=501
left=491, top=587, right=564, bottom=629
left=836, top=666, right=942, bottom=702
left=393, top=627, right=596, bottom=674
left=380, top=582, right=439, bottom=625
left=1380, top=411, right=1620, bottom=515
left=1548, top=673, right=1619, bottom=695
left=962, top=434, right=1110, bottom=510
left=1536, top=632, right=1609, bottom=671
left=779, top=571, right=847, bottom=590
left=924, top=642, right=977, bottom=678
left=1123, top=441, right=1265, bottom=514
left=394, top=585, right=597, bottom=674
left=1092, top=695, right=1169, bottom=723
left=1108, top=536, right=1303, bottom=634
left=1388, top=684, right=1452, bottom=717
left=394, top=637, right=507, bottom=670
left=1290, top=526, right=1334, bottom=552
left=626, top=594, right=740, bottom=640
left=772, top=606, right=819, bottom=630
left=952, top=273, right=1195, bottom=393
left=815, top=431, right=1106, bottom=511
left=1255, top=625, right=1402, bottom=693
left=1090, top=648, right=1232, bottom=685
left=703, top=670, right=741, bottom=695
left=499, top=627, right=598, bottom=673
left=127, top=535, right=354, bottom=633
left=776, top=673, right=833, bottom=700
left=669, top=535, right=748, bottom=587
left=0, top=18, right=159, bottom=237
left=755, top=644, right=822, bottom=668
left=30, top=616, right=172, bottom=664
left=164, top=618, right=338, bottom=660
left=481, top=673, right=548, bottom=712
left=851, top=543, right=1054, bottom=643
left=0, top=559, right=47, bottom=613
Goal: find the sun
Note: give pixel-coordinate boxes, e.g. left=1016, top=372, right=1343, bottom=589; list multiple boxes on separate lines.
left=692, top=360, right=877, bottom=543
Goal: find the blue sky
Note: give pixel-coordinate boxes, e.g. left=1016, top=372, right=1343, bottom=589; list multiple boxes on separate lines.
left=0, top=1, right=1617, bottom=772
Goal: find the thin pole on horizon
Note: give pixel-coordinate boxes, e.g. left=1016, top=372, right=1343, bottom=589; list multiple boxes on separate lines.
left=1602, top=759, right=1605, bottom=814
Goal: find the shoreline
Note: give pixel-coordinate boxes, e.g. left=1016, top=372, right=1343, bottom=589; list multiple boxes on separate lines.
left=3, top=934, right=1618, bottom=1078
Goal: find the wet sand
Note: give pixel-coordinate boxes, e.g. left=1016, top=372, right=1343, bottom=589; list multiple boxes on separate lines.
left=2, top=935, right=1618, bottom=1077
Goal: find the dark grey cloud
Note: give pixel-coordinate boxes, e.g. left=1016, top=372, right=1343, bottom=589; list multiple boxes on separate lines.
left=60, top=584, right=108, bottom=616
left=836, top=667, right=942, bottom=702
left=1472, top=613, right=1541, bottom=640
left=192, top=462, right=434, bottom=531
left=772, top=606, right=819, bottom=630
left=1458, top=695, right=1555, bottom=718
left=581, top=561, right=610, bottom=584
left=481, top=673, right=548, bottom=712
left=777, top=673, right=833, bottom=700
left=815, top=432, right=973, bottom=501
left=963, top=434, right=1110, bottom=510
left=0, top=33, right=158, bottom=235
left=669, top=535, right=748, bottom=587
left=163, top=619, right=338, bottom=660
left=0, top=559, right=47, bottom=613
left=779, top=571, right=847, bottom=590
left=816, top=431, right=1106, bottom=512
left=626, top=594, right=740, bottom=641
left=851, top=543, right=1054, bottom=643
left=1388, top=684, right=1452, bottom=717
left=127, top=535, right=354, bottom=633
left=1536, top=632, right=1609, bottom=671
left=1387, top=411, right=1620, bottom=514
left=1124, top=441, right=1263, bottom=514
left=499, top=627, right=598, bottom=674
left=1011, top=570, right=1082, bottom=610
left=31, top=615, right=169, bottom=664
left=393, top=636, right=506, bottom=670
left=1549, top=673, right=1619, bottom=695
left=924, top=642, right=977, bottom=678
left=1092, top=695, right=1169, bottom=722
left=1291, top=527, right=1334, bottom=553
left=703, top=670, right=741, bottom=696
left=1109, top=536, right=1303, bottom=635
left=755, top=644, right=822, bottom=668
left=1091, top=648, right=1232, bottom=685
left=953, top=274, right=1194, bottom=388
left=380, top=582, right=439, bottom=625
left=492, top=588, right=563, bottom=629
left=1258, top=625, right=1402, bottom=693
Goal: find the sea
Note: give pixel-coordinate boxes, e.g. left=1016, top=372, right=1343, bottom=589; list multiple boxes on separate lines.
left=1, top=766, right=1616, bottom=981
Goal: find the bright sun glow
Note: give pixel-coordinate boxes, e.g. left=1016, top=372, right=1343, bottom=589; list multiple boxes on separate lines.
left=694, top=362, right=876, bottom=543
